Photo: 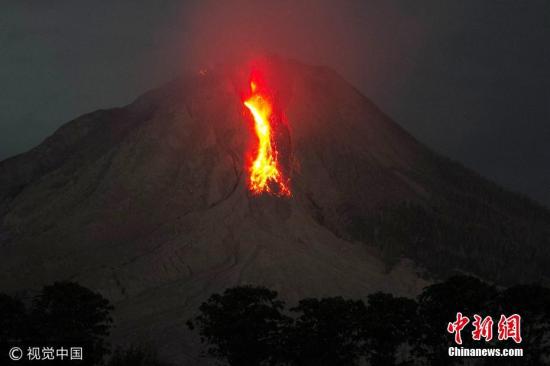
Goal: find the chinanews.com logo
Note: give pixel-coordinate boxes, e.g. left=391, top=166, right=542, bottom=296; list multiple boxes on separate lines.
left=447, top=312, right=524, bottom=357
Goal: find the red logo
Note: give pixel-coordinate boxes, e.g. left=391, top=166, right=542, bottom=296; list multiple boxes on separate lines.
left=472, top=315, right=494, bottom=342
left=497, top=314, right=522, bottom=344
left=447, top=312, right=470, bottom=344
left=447, top=313, right=522, bottom=344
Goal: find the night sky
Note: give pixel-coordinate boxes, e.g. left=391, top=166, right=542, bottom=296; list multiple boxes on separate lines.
left=1, top=0, right=549, bottom=206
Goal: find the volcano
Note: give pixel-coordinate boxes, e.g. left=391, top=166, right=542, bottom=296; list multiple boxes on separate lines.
left=1, top=57, right=549, bottom=363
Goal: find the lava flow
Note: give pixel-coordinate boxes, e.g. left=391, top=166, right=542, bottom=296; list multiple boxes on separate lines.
left=243, top=77, right=290, bottom=197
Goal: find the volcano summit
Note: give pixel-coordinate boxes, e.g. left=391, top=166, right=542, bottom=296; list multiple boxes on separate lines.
left=1, top=57, right=549, bottom=363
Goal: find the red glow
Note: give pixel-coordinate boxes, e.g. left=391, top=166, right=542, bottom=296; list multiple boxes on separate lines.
left=243, top=73, right=290, bottom=197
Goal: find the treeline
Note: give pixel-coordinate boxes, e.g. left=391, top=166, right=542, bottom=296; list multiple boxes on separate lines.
left=188, top=276, right=550, bottom=366
left=2, top=276, right=549, bottom=365
left=0, top=282, right=170, bottom=366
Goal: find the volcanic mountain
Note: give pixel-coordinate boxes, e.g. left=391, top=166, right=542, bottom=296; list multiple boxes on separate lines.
left=1, top=57, right=549, bottom=363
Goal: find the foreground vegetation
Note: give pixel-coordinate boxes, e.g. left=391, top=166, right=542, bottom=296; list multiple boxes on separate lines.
left=2, top=276, right=549, bottom=365
left=188, top=276, right=550, bottom=366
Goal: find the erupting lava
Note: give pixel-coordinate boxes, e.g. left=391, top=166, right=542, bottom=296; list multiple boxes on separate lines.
left=243, top=77, right=290, bottom=196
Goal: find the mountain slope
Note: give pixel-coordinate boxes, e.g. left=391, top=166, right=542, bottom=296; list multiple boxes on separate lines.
left=1, top=57, right=548, bottom=363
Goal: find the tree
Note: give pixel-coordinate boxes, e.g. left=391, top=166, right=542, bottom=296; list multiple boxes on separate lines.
left=190, top=280, right=550, bottom=366
left=188, top=285, right=289, bottom=366
left=414, top=275, right=497, bottom=365
left=284, top=297, right=367, bottom=366
left=363, top=292, right=417, bottom=366
left=0, top=293, right=28, bottom=358
left=30, top=282, right=114, bottom=366
left=484, top=284, right=550, bottom=365
left=107, top=344, right=173, bottom=366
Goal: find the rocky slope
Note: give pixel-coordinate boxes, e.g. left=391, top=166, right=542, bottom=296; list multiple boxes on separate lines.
left=1, top=57, right=548, bottom=363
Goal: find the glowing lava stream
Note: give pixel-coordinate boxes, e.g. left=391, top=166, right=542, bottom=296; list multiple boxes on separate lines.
left=243, top=81, right=290, bottom=196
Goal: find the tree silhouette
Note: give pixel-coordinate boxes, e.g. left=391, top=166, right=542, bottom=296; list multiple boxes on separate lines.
left=1, top=282, right=114, bottom=365
left=484, top=284, right=550, bottom=365
left=30, top=282, right=114, bottom=365
left=414, top=275, right=497, bottom=365
left=364, top=292, right=417, bottom=366
left=188, top=285, right=290, bottom=366
left=284, top=297, right=367, bottom=366
left=0, top=293, right=28, bottom=362
left=189, top=279, right=550, bottom=366
left=107, top=344, right=173, bottom=366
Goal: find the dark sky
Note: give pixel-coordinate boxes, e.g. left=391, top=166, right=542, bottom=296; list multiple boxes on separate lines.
left=1, top=0, right=549, bottom=206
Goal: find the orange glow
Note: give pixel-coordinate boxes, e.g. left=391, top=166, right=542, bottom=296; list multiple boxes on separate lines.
left=243, top=78, right=290, bottom=196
